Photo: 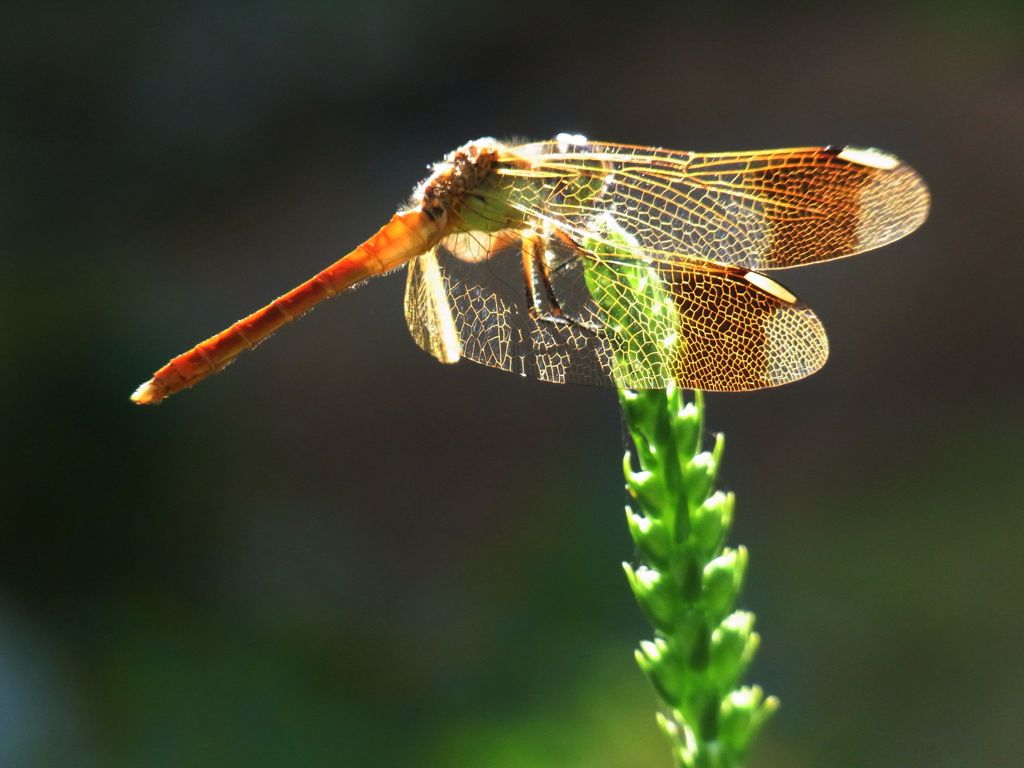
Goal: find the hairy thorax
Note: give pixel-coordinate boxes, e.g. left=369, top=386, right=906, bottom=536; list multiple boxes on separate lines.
left=412, top=138, right=530, bottom=234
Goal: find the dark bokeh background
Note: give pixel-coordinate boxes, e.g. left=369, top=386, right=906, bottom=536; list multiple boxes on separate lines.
left=4, top=2, right=1022, bottom=766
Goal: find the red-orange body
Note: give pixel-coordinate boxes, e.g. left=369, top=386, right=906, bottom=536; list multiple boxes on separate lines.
left=132, top=139, right=515, bottom=405
left=131, top=209, right=445, bottom=404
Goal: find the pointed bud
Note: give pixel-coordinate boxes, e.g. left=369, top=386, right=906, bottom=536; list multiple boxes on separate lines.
left=702, top=546, right=748, bottom=622
left=625, top=506, right=672, bottom=568
left=634, top=641, right=684, bottom=707
left=683, top=450, right=718, bottom=512
left=709, top=610, right=759, bottom=689
left=624, top=456, right=670, bottom=516
left=624, top=564, right=675, bottom=630
left=718, top=686, right=779, bottom=760
left=670, top=394, right=702, bottom=459
left=692, top=491, right=735, bottom=560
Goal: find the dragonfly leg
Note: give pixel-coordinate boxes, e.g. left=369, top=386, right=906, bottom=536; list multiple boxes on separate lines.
left=521, top=230, right=606, bottom=334
left=534, top=245, right=565, bottom=319
left=521, top=233, right=565, bottom=322
left=545, top=230, right=605, bottom=334
left=520, top=239, right=543, bottom=317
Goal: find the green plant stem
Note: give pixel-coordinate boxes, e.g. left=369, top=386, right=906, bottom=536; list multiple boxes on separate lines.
left=620, top=386, right=777, bottom=768
left=577, top=211, right=776, bottom=765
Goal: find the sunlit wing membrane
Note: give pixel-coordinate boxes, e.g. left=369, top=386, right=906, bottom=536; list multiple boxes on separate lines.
left=404, top=245, right=462, bottom=365
left=405, top=233, right=828, bottom=391
left=405, top=233, right=614, bottom=386
left=500, top=140, right=929, bottom=270
left=649, top=256, right=828, bottom=390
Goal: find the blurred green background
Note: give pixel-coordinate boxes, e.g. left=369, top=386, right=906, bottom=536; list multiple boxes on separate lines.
left=3, top=2, right=1022, bottom=766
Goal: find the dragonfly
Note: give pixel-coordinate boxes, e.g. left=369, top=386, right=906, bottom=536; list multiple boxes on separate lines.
left=131, top=133, right=929, bottom=405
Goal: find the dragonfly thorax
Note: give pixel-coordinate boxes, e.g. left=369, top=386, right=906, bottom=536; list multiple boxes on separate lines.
left=414, top=138, right=529, bottom=234
left=415, top=139, right=501, bottom=216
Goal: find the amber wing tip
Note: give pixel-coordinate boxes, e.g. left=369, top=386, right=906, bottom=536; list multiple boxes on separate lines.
left=130, top=379, right=164, bottom=406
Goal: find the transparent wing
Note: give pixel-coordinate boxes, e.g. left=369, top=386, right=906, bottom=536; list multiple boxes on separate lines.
left=499, top=140, right=929, bottom=271
left=404, top=231, right=828, bottom=391
left=653, top=256, right=828, bottom=390
left=404, top=232, right=614, bottom=386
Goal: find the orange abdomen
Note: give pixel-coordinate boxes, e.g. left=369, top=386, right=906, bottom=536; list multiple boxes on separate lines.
left=132, top=209, right=442, bottom=405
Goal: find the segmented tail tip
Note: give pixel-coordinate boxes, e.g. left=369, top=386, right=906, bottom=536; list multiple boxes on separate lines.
left=131, top=379, right=164, bottom=406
